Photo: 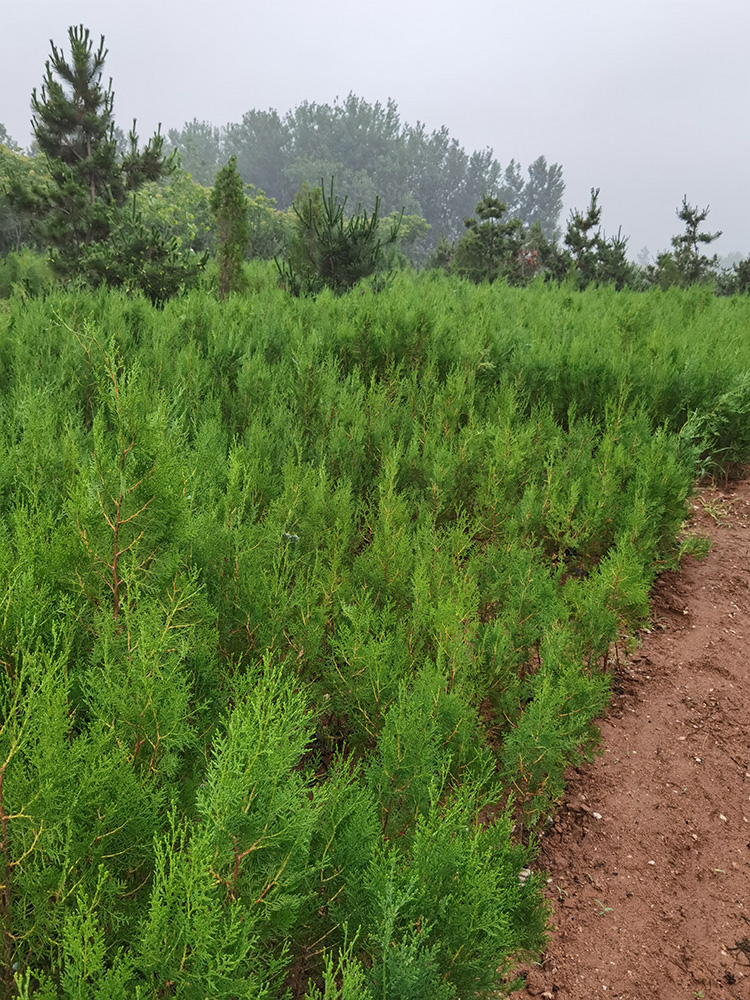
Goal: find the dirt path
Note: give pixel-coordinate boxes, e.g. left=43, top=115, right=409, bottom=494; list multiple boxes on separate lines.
left=516, top=480, right=750, bottom=999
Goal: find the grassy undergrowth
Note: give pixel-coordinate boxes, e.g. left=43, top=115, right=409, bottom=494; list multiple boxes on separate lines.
left=0, top=270, right=746, bottom=997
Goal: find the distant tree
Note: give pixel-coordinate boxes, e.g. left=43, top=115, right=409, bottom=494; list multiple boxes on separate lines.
left=0, top=123, right=19, bottom=150
left=222, top=95, right=564, bottom=255
left=404, top=123, right=502, bottom=243
left=500, top=156, right=565, bottom=242
left=714, top=254, right=750, bottom=296
left=452, top=196, right=524, bottom=284
left=225, top=108, right=293, bottom=206
left=730, top=256, right=750, bottom=295
left=497, top=160, right=525, bottom=219
left=281, top=95, right=412, bottom=216
left=716, top=250, right=745, bottom=272
left=285, top=156, right=382, bottom=218
left=166, top=118, right=225, bottom=186
left=210, top=156, right=249, bottom=298
left=277, top=178, right=401, bottom=296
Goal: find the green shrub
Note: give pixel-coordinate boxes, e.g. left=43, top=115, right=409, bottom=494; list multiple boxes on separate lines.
left=0, top=248, right=57, bottom=298
left=0, top=275, right=731, bottom=996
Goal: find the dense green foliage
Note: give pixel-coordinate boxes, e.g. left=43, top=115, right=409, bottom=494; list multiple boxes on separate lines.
left=137, top=169, right=215, bottom=253
left=1, top=270, right=745, bottom=996
left=75, top=202, right=207, bottom=305
left=0, top=144, right=41, bottom=254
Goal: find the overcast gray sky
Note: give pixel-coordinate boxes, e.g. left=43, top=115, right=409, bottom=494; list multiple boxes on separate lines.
left=3, top=0, right=749, bottom=257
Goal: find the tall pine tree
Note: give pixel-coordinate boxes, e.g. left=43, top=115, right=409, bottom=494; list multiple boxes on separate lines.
left=17, top=25, right=181, bottom=288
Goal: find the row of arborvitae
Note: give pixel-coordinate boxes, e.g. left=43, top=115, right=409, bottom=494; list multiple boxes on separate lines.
left=0, top=278, right=720, bottom=998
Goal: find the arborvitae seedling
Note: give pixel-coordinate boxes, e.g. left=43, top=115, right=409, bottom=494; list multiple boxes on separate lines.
left=1, top=275, right=742, bottom=994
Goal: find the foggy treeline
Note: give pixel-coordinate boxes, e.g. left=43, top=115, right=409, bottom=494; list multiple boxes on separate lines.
left=3, top=76, right=748, bottom=296
left=165, top=94, right=565, bottom=248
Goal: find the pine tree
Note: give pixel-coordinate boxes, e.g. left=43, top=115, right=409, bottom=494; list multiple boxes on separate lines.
left=210, top=156, right=249, bottom=298
left=669, top=196, right=722, bottom=285
left=564, top=188, right=603, bottom=286
left=563, top=189, right=636, bottom=290
left=277, top=178, right=401, bottom=296
left=452, top=196, right=524, bottom=285
left=18, top=25, right=183, bottom=289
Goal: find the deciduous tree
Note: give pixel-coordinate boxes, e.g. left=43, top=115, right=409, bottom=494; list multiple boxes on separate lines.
left=166, top=118, right=225, bottom=186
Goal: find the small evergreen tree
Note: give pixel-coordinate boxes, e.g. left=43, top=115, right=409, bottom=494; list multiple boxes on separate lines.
left=277, top=178, right=401, bottom=296
left=659, top=196, right=722, bottom=287
left=22, top=27, right=169, bottom=267
left=452, top=196, right=525, bottom=285
left=426, top=233, right=455, bottom=273
left=564, top=188, right=603, bottom=286
left=729, top=255, right=750, bottom=295
left=210, top=156, right=249, bottom=298
left=76, top=200, right=206, bottom=305
left=563, top=188, right=635, bottom=290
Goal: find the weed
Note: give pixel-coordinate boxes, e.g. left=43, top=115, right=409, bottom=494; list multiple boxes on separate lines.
left=698, top=495, right=732, bottom=524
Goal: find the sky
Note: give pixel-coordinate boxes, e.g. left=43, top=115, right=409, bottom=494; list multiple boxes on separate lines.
left=2, top=0, right=749, bottom=258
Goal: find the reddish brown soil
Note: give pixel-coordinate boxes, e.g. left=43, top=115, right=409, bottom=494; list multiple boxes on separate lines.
left=516, top=480, right=750, bottom=1000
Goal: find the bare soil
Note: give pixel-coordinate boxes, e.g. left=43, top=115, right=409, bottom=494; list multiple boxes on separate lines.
left=515, top=479, right=750, bottom=1000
